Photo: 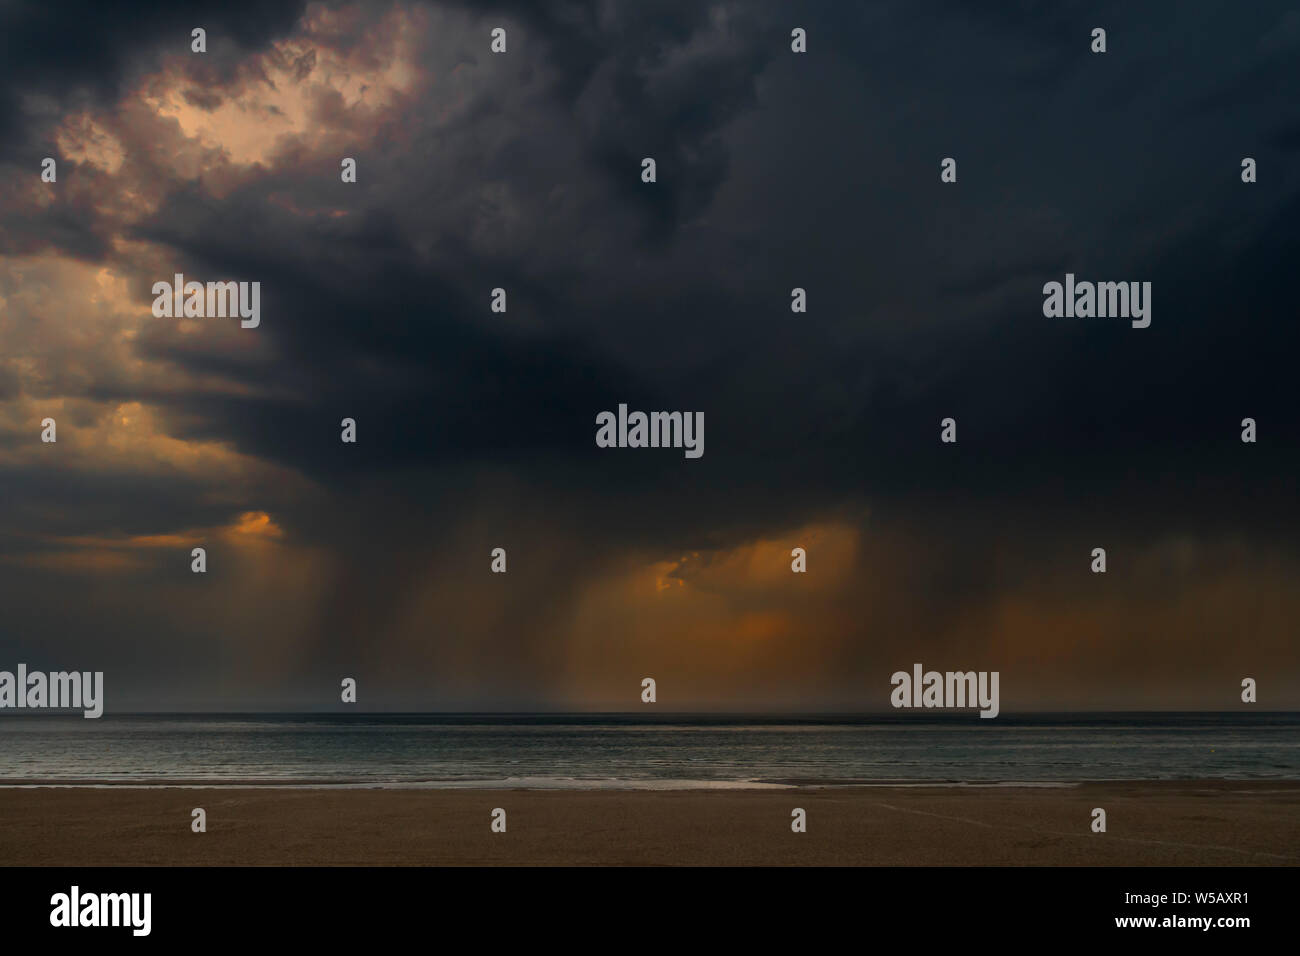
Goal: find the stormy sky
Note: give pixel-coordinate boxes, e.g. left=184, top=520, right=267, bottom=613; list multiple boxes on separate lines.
left=0, top=0, right=1297, bottom=711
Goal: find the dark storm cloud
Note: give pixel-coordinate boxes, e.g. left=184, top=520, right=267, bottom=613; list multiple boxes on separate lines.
left=31, top=0, right=1297, bottom=533
left=2, top=0, right=1298, bottom=708
left=0, top=0, right=308, bottom=162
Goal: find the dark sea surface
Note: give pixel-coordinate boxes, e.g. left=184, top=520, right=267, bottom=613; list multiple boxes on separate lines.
left=1, top=712, right=1296, bottom=788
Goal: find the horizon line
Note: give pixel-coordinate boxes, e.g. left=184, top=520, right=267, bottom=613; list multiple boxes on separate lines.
left=5, top=708, right=1294, bottom=717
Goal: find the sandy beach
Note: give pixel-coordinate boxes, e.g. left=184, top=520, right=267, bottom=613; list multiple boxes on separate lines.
left=1, top=780, right=1296, bottom=866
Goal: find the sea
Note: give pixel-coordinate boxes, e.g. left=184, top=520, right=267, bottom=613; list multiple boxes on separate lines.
left=0, top=712, right=1296, bottom=788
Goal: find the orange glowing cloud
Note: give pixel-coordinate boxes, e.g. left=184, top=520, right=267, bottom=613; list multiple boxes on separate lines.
left=222, top=510, right=286, bottom=542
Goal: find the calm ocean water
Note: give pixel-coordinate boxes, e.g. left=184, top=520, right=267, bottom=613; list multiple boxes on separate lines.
left=1, top=713, right=1296, bottom=788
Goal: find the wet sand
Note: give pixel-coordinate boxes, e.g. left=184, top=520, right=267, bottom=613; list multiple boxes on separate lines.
left=1, top=780, right=1296, bottom=866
